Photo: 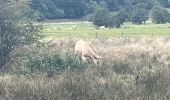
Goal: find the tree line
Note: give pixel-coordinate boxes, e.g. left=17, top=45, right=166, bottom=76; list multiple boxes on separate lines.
left=31, top=0, right=170, bottom=27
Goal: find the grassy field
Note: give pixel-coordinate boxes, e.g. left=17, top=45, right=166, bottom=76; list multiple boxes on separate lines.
left=42, top=21, right=170, bottom=39
left=1, top=21, right=170, bottom=99
left=1, top=38, right=170, bottom=100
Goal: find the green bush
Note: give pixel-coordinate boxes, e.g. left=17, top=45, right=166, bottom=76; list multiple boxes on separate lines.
left=13, top=49, right=87, bottom=77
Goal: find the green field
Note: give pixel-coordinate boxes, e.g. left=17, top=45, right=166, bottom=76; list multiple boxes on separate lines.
left=42, top=21, right=170, bottom=39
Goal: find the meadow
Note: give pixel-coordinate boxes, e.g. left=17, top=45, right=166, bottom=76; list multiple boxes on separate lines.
left=0, top=21, right=170, bottom=100
left=42, top=21, right=170, bottom=39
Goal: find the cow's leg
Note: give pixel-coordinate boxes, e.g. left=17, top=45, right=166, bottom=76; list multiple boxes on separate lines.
left=75, top=51, right=82, bottom=58
left=75, top=56, right=81, bottom=64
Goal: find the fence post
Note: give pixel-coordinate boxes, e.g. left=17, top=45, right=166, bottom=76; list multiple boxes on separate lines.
left=95, top=32, right=98, bottom=39
left=121, top=32, right=124, bottom=37
left=69, top=33, right=72, bottom=40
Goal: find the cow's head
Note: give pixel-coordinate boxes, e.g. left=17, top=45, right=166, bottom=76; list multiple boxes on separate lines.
left=94, top=55, right=103, bottom=64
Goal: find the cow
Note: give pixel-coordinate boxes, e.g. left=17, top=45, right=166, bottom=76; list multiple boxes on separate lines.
left=74, top=39, right=103, bottom=64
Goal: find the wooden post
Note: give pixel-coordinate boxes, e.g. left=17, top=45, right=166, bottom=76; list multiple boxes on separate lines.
left=69, top=33, right=71, bottom=40
left=95, top=32, right=98, bottom=39
left=122, top=32, right=124, bottom=37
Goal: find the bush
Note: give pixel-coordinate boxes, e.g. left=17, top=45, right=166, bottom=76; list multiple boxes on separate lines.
left=11, top=45, right=87, bottom=77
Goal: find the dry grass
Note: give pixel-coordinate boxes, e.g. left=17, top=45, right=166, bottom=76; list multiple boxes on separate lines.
left=1, top=37, right=170, bottom=100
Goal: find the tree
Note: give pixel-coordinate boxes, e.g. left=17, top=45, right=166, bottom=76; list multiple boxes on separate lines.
left=117, top=10, right=128, bottom=25
left=99, top=1, right=108, bottom=8
left=132, top=0, right=155, bottom=10
left=131, top=3, right=149, bottom=24
left=29, top=0, right=167, bottom=20
left=0, top=0, right=41, bottom=69
left=104, top=0, right=118, bottom=11
left=112, top=15, right=121, bottom=28
left=52, top=0, right=89, bottom=18
left=132, top=8, right=149, bottom=24
left=31, top=0, right=64, bottom=19
left=109, top=12, right=127, bottom=28
left=157, top=0, right=168, bottom=7
left=85, top=1, right=98, bottom=13
left=151, top=6, right=170, bottom=24
left=92, top=7, right=112, bottom=27
left=91, top=5, right=127, bottom=28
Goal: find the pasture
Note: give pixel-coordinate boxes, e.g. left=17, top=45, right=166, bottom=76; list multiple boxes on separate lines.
left=42, top=21, right=170, bottom=39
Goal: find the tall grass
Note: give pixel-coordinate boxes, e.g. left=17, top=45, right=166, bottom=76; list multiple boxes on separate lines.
left=1, top=38, right=170, bottom=100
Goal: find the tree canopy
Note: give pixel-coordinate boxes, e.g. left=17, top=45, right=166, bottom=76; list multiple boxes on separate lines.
left=31, top=0, right=170, bottom=19
left=151, top=6, right=170, bottom=24
left=30, top=0, right=170, bottom=25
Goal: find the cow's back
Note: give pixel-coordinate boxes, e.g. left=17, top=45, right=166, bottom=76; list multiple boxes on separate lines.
left=75, top=39, right=91, bottom=54
left=75, top=39, right=102, bottom=64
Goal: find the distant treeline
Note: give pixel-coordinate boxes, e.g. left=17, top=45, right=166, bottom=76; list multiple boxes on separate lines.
left=31, top=0, right=170, bottom=19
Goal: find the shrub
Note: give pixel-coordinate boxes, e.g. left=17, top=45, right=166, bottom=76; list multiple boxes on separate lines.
left=12, top=47, right=87, bottom=77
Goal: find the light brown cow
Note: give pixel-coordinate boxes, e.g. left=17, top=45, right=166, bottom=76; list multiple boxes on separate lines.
left=75, top=39, right=103, bottom=64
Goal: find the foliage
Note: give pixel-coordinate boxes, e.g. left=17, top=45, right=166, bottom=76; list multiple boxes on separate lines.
left=91, top=6, right=126, bottom=28
left=30, top=0, right=170, bottom=26
left=116, top=10, right=127, bottom=24
left=132, top=6, right=149, bottom=24
left=32, top=0, right=65, bottom=19
left=157, top=0, right=168, bottom=7
left=24, top=52, right=86, bottom=77
left=30, top=0, right=154, bottom=19
left=0, top=0, right=41, bottom=69
left=151, top=6, right=170, bottom=24
left=111, top=11, right=127, bottom=28
left=92, top=7, right=112, bottom=27
left=9, top=41, right=87, bottom=77
left=32, top=0, right=92, bottom=19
